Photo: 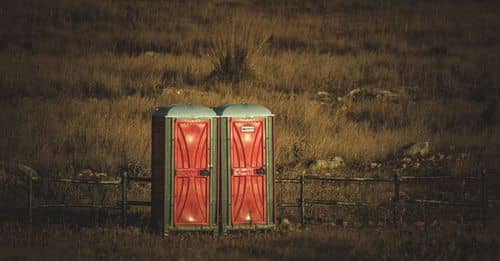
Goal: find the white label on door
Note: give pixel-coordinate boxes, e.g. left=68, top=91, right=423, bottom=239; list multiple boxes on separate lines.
left=241, top=126, right=255, bottom=133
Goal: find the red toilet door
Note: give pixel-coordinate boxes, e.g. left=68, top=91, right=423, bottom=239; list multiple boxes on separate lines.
left=174, top=120, right=210, bottom=226
left=230, top=119, right=267, bottom=225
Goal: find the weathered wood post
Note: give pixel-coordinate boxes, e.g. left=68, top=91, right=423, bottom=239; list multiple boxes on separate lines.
left=28, top=175, right=33, bottom=224
left=460, top=176, right=466, bottom=224
left=121, top=172, right=128, bottom=227
left=300, top=171, right=305, bottom=227
left=480, top=169, right=487, bottom=225
left=393, top=173, right=400, bottom=226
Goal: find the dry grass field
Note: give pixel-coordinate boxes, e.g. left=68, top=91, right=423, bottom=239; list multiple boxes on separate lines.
left=1, top=0, right=500, bottom=259
left=1, top=0, right=499, bottom=176
left=1, top=223, right=499, bottom=260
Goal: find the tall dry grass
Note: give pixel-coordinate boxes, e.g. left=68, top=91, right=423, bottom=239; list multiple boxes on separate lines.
left=0, top=223, right=499, bottom=260
left=0, top=0, right=499, bottom=177
left=1, top=85, right=498, bottom=176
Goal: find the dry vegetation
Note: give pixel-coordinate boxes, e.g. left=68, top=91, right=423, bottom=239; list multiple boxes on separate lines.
left=1, top=0, right=499, bottom=176
left=1, top=0, right=500, bottom=259
left=1, top=223, right=499, bottom=260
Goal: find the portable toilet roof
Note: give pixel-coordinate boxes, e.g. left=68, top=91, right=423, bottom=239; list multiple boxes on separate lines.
left=214, top=104, right=273, bottom=118
left=153, top=104, right=216, bottom=118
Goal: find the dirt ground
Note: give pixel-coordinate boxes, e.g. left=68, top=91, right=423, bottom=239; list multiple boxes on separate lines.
left=1, top=222, right=499, bottom=260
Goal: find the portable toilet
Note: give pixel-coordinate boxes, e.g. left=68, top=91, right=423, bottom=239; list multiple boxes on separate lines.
left=151, top=104, right=218, bottom=234
left=215, top=104, right=276, bottom=231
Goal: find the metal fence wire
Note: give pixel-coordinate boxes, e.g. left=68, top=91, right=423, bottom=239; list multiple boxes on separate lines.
left=276, top=170, right=500, bottom=226
left=21, top=170, right=500, bottom=227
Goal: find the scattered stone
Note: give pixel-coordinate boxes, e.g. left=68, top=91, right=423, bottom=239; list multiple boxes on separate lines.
left=415, top=221, right=425, bottom=230
left=308, top=157, right=345, bottom=169
left=16, top=163, right=38, bottom=179
left=401, top=157, right=412, bottom=163
left=345, top=87, right=407, bottom=103
left=0, top=162, right=38, bottom=207
left=400, top=141, right=430, bottom=157
left=94, top=172, right=107, bottom=178
left=369, top=162, right=381, bottom=169
left=347, top=88, right=362, bottom=98
left=376, top=90, right=401, bottom=101
left=316, top=91, right=334, bottom=103
left=0, top=162, right=38, bottom=181
left=281, top=218, right=291, bottom=226
left=144, top=51, right=159, bottom=57
left=78, top=169, right=108, bottom=180
left=279, top=218, right=297, bottom=231
left=342, top=221, right=349, bottom=227
left=78, top=169, right=94, bottom=178
left=413, top=162, right=421, bottom=169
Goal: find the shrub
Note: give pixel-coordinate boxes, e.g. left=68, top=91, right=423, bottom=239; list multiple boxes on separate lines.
left=207, top=16, right=271, bottom=83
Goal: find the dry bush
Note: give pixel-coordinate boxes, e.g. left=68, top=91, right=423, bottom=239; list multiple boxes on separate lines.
left=207, top=15, right=272, bottom=83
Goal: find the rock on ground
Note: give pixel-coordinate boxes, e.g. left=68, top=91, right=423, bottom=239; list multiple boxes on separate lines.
left=0, top=162, right=38, bottom=207
left=316, top=91, right=334, bottom=104
left=400, top=142, right=430, bottom=157
left=308, top=156, right=345, bottom=169
left=78, top=169, right=109, bottom=180
left=0, top=161, right=38, bottom=181
left=345, top=88, right=407, bottom=103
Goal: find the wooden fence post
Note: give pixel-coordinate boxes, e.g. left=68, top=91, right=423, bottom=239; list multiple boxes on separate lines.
left=460, top=177, right=466, bottom=224
left=480, top=169, right=487, bottom=225
left=300, top=171, right=305, bottom=227
left=121, top=172, right=128, bottom=227
left=28, top=175, right=33, bottom=224
left=393, top=173, right=400, bottom=226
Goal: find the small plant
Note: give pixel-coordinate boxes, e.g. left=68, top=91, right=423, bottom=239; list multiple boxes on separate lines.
left=207, top=16, right=271, bottom=83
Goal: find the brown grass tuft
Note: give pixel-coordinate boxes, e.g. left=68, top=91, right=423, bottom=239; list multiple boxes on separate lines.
left=207, top=15, right=272, bottom=83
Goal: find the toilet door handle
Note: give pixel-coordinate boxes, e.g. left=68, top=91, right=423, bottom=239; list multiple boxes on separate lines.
left=256, top=168, right=266, bottom=175
left=200, top=169, right=210, bottom=176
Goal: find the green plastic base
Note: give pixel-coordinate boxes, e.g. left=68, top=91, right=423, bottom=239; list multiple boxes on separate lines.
left=164, top=225, right=218, bottom=233
left=221, top=224, right=276, bottom=232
